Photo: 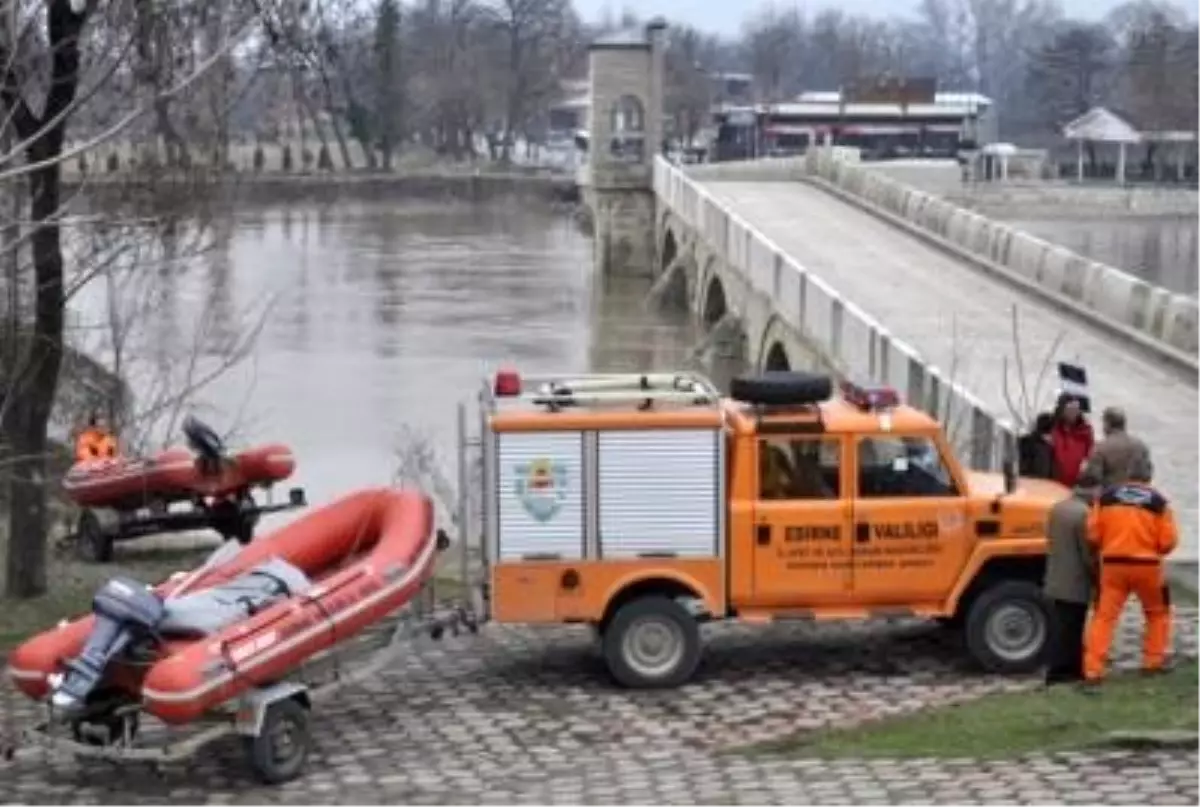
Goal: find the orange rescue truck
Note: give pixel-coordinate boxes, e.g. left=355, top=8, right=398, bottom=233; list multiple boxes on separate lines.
left=449, top=369, right=1068, bottom=688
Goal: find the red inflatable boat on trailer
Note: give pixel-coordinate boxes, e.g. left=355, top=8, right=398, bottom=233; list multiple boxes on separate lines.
left=63, top=445, right=295, bottom=510
left=61, top=415, right=307, bottom=562
left=7, top=487, right=457, bottom=783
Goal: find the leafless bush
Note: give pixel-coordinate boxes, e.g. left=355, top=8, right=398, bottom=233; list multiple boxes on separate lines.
left=391, top=424, right=482, bottom=541
left=1001, top=303, right=1068, bottom=434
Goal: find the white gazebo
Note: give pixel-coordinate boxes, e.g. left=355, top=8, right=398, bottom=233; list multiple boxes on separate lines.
left=1062, top=106, right=1141, bottom=184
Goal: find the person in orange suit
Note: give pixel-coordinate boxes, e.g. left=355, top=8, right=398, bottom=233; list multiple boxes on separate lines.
left=74, top=414, right=118, bottom=462
left=1083, top=455, right=1177, bottom=684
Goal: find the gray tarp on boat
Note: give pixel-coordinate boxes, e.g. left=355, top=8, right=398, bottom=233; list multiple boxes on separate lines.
left=159, top=556, right=313, bottom=636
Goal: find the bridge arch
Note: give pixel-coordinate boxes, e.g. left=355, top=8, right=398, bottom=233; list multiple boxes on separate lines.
left=763, top=341, right=791, bottom=371
left=701, top=275, right=728, bottom=330
left=755, top=313, right=808, bottom=373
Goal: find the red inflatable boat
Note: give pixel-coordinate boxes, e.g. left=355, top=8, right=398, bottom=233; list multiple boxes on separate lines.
left=60, top=415, right=308, bottom=561
left=9, top=487, right=437, bottom=725
left=63, top=444, right=296, bottom=510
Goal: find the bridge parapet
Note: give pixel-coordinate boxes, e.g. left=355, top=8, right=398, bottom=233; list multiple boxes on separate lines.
left=802, top=149, right=1198, bottom=365
left=654, top=156, right=1015, bottom=472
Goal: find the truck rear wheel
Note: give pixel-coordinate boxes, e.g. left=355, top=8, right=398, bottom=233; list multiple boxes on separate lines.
left=964, top=580, right=1049, bottom=674
left=602, top=596, right=701, bottom=689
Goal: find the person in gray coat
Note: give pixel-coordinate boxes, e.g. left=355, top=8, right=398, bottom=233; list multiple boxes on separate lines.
left=1086, top=407, right=1151, bottom=488
left=1043, top=464, right=1103, bottom=685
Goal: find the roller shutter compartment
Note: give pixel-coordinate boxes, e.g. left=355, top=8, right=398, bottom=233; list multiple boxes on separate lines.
left=597, top=429, right=720, bottom=558
left=497, top=432, right=585, bottom=561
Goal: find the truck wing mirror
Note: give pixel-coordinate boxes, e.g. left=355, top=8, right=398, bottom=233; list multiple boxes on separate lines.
left=1002, top=457, right=1017, bottom=494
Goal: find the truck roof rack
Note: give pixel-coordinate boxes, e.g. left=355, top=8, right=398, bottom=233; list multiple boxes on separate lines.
left=484, top=370, right=723, bottom=412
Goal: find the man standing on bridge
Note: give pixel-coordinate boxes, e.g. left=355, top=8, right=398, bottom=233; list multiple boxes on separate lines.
left=1083, top=455, right=1178, bottom=684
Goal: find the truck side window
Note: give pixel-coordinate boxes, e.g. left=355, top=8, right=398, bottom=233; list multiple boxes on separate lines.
left=858, top=436, right=958, bottom=498
left=758, top=437, right=841, bottom=500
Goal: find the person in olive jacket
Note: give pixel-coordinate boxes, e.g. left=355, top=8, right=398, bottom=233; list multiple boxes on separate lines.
left=1042, top=463, right=1102, bottom=685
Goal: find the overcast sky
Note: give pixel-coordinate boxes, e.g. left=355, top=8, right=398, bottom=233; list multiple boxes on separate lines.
left=574, top=0, right=1188, bottom=34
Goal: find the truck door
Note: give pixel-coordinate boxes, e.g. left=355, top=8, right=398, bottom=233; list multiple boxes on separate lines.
left=851, top=433, right=970, bottom=604
left=752, top=433, right=853, bottom=605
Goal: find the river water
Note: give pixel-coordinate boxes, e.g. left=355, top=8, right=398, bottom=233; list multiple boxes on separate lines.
left=73, top=199, right=712, bottom=514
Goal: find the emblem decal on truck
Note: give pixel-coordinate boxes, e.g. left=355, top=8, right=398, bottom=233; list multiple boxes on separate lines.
left=514, top=457, right=568, bottom=522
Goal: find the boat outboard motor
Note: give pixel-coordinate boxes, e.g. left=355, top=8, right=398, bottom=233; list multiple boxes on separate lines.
left=49, top=577, right=165, bottom=714
left=182, top=414, right=225, bottom=476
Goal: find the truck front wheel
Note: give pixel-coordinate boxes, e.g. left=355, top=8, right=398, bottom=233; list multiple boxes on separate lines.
left=602, top=596, right=702, bottom=689
left=963, top=580, right=1050, bottom=674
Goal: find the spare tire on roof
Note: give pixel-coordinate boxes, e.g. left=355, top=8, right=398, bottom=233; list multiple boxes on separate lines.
left=729, top=372, right=833, bottom=406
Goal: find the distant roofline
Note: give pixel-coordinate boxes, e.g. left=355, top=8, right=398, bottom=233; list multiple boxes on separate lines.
left=714, top=100, right=986, bottom=119
left=795, top=90, right=993, bottom=108
left=590, top=26, right=651, bottom=50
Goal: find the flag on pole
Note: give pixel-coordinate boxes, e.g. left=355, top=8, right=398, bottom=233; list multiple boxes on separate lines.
left=1057, top=362, right=1090, bottom=414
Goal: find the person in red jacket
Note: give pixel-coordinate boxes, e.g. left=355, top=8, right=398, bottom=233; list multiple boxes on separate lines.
left=1050, top=393, right=1094, bottom=489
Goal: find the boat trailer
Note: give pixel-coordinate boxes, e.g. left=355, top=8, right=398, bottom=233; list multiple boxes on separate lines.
left=67, top=485, right=308, bottom=564
left=7, top=402, right=490, bottom=784
left=5, top=590, right=480, bottom=784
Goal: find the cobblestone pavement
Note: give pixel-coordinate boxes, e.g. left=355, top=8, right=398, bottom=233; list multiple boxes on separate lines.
left=2, top=608, right=1196, bottom=804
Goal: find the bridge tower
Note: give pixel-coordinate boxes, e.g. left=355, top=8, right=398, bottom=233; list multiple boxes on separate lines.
left=585, top=18, right=666, bottom=279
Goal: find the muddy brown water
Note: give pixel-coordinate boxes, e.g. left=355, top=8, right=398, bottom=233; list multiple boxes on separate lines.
left=70, top=199, right=731, bottom=523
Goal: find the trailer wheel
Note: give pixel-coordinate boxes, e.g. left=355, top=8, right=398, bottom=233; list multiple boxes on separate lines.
left=213, top=497, right=256, bottom=545
left=72, top=712, right=139, bottom=747
left=75, top=509, right=113, bottom=563
left=964, top=580, right=1050, bottom=674
left=602, top=596, right=701, bottom=689
left=245, top=697, right=311, bottom=785
left=230, top=514, right=256, bottom=546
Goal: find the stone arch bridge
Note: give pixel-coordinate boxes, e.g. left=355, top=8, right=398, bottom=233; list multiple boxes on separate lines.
left=654, top=208, right=817, bottom=377
left=645, top=151, right=1198, bottom=563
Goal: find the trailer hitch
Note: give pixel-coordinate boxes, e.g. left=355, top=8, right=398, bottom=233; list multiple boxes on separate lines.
left=428, top=606, right=479, bottom=641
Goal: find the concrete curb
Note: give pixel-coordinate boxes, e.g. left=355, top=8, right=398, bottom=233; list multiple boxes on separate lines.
left=1104, top=730, right=1199, bottom=751
left=802, top=175, right=1199, bottom=384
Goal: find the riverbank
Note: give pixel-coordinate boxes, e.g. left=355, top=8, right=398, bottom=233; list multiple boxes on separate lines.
left=63, top=165, right=580, bottom=206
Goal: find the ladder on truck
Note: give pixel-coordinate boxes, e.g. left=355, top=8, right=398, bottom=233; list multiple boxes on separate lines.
left=485, top=370, right=724, bottom=411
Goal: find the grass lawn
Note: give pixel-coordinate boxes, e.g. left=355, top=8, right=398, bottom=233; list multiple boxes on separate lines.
left=0, top=542, right=213, bottom=653
left=1169, top=579, right=1198, bottom=607
left=737, top=576, right=1197, bottom=762
left=744, top=660, right=1198, bottom=760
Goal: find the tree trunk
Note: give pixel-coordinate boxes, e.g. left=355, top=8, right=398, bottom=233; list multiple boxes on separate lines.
left=155, top=97, right=191, bottom=167
left=2, top=0, right=87, bottom=598
left=4, top=158, right=66, bottom=599
left=380, top=131, right=392, bottom=171
left=327, top=108, right=354, bottom=171
left=314, top=67, right=355, bottom=170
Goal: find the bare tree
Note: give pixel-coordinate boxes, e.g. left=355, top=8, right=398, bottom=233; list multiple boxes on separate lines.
left=66, top=209, right=270, bottom=455
left=261, top=0, right=360, bottom=169
left=405, top=0, right=492, bottom=160
left=0, top=0, right=278, bottom=598
left=1114, top=10, right=1196, bottom=136
left=1025, top=23, right=1118, bottom=138
left=740, top=5, right=803, bottom=101
left=663, top=25, right=717, bottom=146
left=483, top=0, right=578, bottom=162
left=374, top=0, right=403, bottom=169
